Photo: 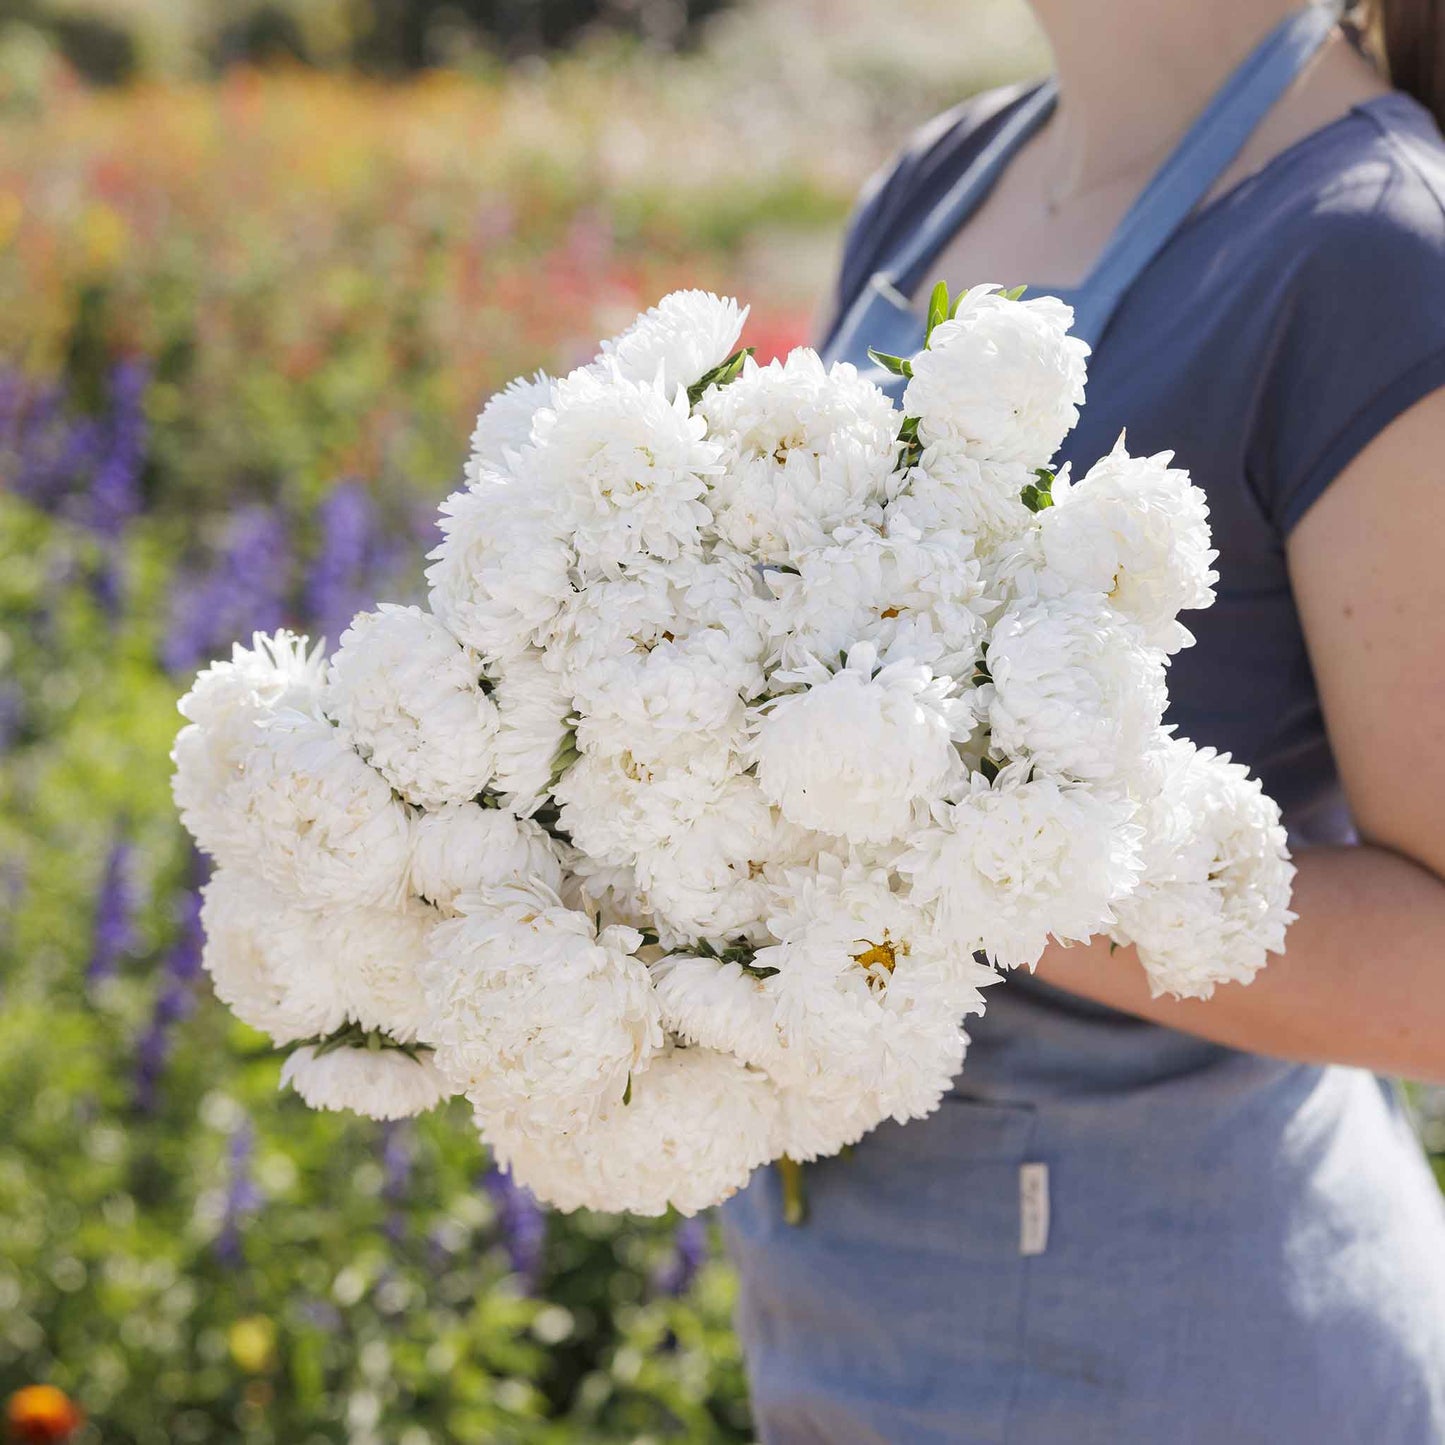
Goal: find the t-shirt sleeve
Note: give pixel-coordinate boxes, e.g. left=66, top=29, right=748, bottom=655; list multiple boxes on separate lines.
left=1248, top=143, right=1445, bottom=536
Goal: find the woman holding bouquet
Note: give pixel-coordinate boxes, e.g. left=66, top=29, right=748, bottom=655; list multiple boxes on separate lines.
left=724, top=1, right=1445, bottom=1439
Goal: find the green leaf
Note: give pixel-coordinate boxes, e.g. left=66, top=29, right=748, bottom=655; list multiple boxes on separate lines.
left=950, top=284, right=973, bottom=317
left=1001, top=284, right=1029, bottom=302
left=924, top=280, right=950, bottom=345
left=866, top=347, right=913, bottom=379
left=1020, top=468, right=1056, bottom=513
left=687, top=346, right=753, bottom=406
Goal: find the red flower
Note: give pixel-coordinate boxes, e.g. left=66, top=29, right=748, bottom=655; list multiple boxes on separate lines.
left=5, top=1386, right=84, bottom=1444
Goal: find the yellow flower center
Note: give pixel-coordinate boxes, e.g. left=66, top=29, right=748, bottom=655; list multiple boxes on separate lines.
left=852, top=933, right=908, bottom=989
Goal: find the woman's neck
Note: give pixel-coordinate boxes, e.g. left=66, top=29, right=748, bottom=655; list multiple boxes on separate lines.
left=1028, top=0, right=1306, bottom=204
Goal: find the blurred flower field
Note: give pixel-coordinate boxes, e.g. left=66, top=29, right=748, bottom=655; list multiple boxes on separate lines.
left=0, top=43, right=880, bottom=1442
left=13, top=5, right=1439, bottom=1442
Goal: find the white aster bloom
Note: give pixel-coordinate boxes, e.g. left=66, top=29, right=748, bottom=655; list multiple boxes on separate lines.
left=327, top=604, right=500, bottom=809
left=199, top=868, right=350, bottom=1043
left=740, top=860, right=995, bottom=1152
left=553, top=736, right=737, bottom=866
left=751, top=643, right=970, bottom=845
left=409, top=802, right=562, bottom=913
left=491, top=649, right=575, bottom=815
left=224, top=712, right=414, bottom=909
left=765, top=518, right=989, bottom=680
left=465, top=370, right=553, bottom=483
left=903, top=286, right=1089, bottom=466
left=479, top=1045, right=780, bottom=1216
left=1111, top=738, right=1295, bottom=1000
left=199, top=868, right=435, bottom=1043
left=426, top=475, right=575, bottom=666
left=597, top=289, right=748, bottom=397
left=899, top=763, right=1142, bottom=970
left=281, top=1045, right=451, bottom=1120
left=886, top=442, right=1035, bottom=554
left=524, top=364, right=721, bottom=576
left=699, top=351, right=901, bottom=563
left=420, top=882, right=663, bottom=1130
left=573, top=633, right=750, bottom=773
left=633, top=774, right=816, bottom=943
left=561, top=851, right=683, bottom=946
left=173, top=631, right=327, bottom=863
left=650, top=952, right=782, bottom=1063
left=1039, top=435, right=1218, bottom=652
left=986, top=594, right=1167, bottom=785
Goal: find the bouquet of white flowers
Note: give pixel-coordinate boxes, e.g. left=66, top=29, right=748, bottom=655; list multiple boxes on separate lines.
left=173, top=285, right=1295, bottom=1217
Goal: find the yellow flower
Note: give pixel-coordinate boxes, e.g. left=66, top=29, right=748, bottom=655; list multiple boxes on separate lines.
left=228, top=1315, right=277, bottom=1375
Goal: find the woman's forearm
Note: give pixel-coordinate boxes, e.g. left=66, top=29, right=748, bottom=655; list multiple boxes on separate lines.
left=1032, top=844, right=1445, bottom=1082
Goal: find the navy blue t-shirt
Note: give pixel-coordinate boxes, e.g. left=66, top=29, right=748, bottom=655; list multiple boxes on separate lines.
left=827, top=87, right=1445, bottom=843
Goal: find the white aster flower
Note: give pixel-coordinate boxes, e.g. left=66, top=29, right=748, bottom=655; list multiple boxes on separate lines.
left=224, top=712, right=414, bottom=909
left=327, top=604, right=500, bottom=809
left=899, top=763, right=1142, bottom=970
left=553, top=737, right=737, bottom=866
left=281, top=1045, right=451, bottom=1120
left=199, top=868, right=436, bottom=1043
left=561, top=851, right=682, bottom=946
left=173, top=630, right=327, bottom=862
left=420, top=882, right=663, bottom=1130
left=699, top=351, right=901, bottom=563
left=491, top=649, right=575, bottom=815
left=986, top=594, right=1167, bottom=785
left=739, top=860, right=996, bottom=1153
left=903, top=285, right=1089, bottom=466
left=524, top=365, right=721, bottom=576
left=751, top=643, right=970, bottom=845
left=597, top=289, right=748, bottom=397
left=409, top=802, right=563, bottom=913
left=465, top=370, right=553, bottom=483
left=1040, top=435, right=1218, bottom=652
left=765, top=518, right=989, bottom=680
left=633, top=774, right=816, bottom=943
left=886, top=442, right=1035, bottom=554
left=478, top=1045, right=780, bottom=1216
left=1111, top=738, right=1295, bottom=1000
left=573, top=632, right=750, bottom=772
left=199, top=868, right=350, bottom=1044
left=426, top=475, right=575, bottom=666
left=650, top=952, right=782, bottom=1063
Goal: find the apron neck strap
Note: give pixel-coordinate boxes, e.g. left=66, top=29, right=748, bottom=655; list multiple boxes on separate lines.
left=1069, top=1, right=1343, bottom=346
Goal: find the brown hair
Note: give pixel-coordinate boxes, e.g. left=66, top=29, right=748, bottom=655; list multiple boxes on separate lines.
left=1352, top=0, right=1445, bottom=131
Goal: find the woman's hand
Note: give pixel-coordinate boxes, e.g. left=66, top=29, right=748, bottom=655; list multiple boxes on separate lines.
left=1036, top=387, right=1445, bottom=1084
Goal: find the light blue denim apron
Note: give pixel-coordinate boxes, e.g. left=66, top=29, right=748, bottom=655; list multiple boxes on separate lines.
left=723, top=7, right=1445, bottom=1441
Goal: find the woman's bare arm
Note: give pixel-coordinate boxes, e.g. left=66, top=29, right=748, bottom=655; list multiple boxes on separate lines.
left=1034, top=387, right=1445, bottom=1083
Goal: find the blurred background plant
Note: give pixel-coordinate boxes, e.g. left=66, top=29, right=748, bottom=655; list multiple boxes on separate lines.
left=3, top=1, right=1436, bottom=1441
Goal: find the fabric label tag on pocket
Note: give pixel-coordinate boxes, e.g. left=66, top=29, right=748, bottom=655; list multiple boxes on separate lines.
left=1019, top=1162, right=1050, bottom=1257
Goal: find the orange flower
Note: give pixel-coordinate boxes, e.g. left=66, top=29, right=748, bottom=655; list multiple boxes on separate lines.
left=5, top=1386, right=84, bottom=1444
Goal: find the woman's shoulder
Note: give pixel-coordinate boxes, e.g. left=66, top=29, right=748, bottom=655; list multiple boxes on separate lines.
left=1225, top=93, right=1445, bottom=535
left=1251, top=92, right=1445, bottom=278
left=834, top=82, right=1041, bottom=310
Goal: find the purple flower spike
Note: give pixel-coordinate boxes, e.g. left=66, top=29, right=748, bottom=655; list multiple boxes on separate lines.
left=380, top=1119, right=414, bottom=1245
left=652, top=1215, right=709, bottom=1299
left=88, top=830, right=139, bottom=989
left=215, top=1119, right=263, bottom=1267
left=481, top=1161, right=547, bottom=1290
left=132, top=885, right=205, bottom=1112
left=304, top=480, right=375, bottom=646
left=163, top=505, right=293, bottom=675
